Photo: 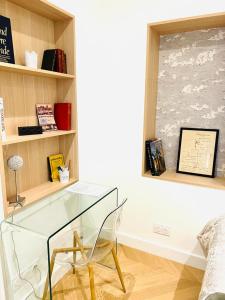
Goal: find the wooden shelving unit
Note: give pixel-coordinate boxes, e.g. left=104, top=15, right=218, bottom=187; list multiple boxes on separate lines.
left=0, top=0, right=79, bottom=216
left=142, top=12, right=225, bottom=190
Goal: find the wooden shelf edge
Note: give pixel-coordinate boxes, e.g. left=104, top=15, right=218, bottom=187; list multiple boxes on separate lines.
left=9, top=0, right=74, bottom=21
left=0, top=62, right=75, bottom=79
left=148, top=11, right=225, bottom=35
left=143, top=170, right=225, bottom=191
left=7, top=177, right=78, bottom=216
left=2, top=130, right=76, bottom=145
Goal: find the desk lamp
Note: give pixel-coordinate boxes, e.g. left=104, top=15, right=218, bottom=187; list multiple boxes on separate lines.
left=7, top=155, right=26, bottom=207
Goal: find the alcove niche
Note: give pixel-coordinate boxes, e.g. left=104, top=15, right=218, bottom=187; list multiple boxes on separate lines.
left=142, top=12, right=225, bottom=190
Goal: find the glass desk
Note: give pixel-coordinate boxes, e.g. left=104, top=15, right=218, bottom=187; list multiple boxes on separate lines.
left=1, top=182, right=118, bottom=300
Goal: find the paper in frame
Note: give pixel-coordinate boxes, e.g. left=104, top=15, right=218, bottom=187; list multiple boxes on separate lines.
left=176, top=128, right=219, bottom=178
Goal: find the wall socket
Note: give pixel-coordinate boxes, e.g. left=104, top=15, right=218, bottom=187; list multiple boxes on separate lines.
left=153, top=223, right=171, bottom=237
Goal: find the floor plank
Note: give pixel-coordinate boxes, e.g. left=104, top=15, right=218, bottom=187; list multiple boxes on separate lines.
left=52, top=244, right=204, bottom=300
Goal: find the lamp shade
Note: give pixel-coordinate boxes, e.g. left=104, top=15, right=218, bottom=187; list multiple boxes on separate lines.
left=7, top=155, right=23, bottom=171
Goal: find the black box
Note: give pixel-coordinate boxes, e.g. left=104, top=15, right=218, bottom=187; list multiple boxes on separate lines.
left=18, top=126, right=43, bottom=136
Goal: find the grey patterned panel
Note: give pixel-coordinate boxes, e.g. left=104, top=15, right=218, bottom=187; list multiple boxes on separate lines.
left=156, top=27, right=225, bottom=176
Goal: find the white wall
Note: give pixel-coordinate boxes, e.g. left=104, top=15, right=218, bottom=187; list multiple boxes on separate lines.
left=50, top=0, right=225, bottom=269
left=2, top=1, right=225, bottom=298
left=48, top=0, right=225, bottom=269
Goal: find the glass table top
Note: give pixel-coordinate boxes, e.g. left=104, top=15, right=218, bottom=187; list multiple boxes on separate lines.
left=5, top=182, right=117, bottom=238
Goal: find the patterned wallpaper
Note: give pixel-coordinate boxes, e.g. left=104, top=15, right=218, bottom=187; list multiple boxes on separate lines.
left=156, top=27, right=225, bottom=176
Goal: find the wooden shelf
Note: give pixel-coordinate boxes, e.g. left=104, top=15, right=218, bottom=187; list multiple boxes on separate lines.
left=9, top=0, right=74, bottom=21
left=142, top=12, right=225, bottom=191
left=7, top=177, right=78, bottom=215
left=144, top=170, right=225, bottom=191
left=0, top=0, right=78, bottom=217
left=2, top=130, right=76, bottom=146
left=0, top=62, right=75, bottom=79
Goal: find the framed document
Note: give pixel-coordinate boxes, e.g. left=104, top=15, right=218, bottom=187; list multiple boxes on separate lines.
left=176, top=128, right=219, bottom=178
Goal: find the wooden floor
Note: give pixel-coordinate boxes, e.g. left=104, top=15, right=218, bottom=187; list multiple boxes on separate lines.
left=52, top=245, right=204, bottom=300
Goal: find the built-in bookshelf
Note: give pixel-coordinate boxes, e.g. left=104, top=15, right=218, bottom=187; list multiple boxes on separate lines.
left=142, top=12, right=225, bottom=190
left=0, top=0, right=78, bottom=216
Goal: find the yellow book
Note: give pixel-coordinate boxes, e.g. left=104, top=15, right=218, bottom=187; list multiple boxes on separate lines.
left=48, top=154, right=64, bottom=182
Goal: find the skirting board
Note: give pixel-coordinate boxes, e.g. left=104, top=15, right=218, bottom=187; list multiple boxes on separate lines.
left=117, top=231, right=206, bottom=270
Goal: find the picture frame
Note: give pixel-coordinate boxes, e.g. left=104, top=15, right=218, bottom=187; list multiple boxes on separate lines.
left=176, top=128, right=219, bottom=178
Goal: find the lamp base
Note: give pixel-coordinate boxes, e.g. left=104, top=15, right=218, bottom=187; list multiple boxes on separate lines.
left=8, top=195, right=26, bottom=207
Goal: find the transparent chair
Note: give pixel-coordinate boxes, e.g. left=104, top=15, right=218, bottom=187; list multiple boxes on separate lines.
left=44, top=198, right=128, bottom=300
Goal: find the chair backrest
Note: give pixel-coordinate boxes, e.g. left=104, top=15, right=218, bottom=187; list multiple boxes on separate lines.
left=89, top=198, right=127, bottom=263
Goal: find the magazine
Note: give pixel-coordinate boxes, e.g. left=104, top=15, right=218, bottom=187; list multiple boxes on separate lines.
left=36, top=104, right=57, bottom=132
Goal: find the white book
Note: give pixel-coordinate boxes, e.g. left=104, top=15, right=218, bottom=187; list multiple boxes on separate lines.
left=0, top=97, right=6, bottom=142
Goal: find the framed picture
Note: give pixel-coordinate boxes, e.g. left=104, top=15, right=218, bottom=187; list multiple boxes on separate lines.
left=176, top=128, right=219, bottom=178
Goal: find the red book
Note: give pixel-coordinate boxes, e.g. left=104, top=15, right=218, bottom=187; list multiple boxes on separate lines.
left=55, top=49, right=63, bottom=72
left=54, top=103, right=71, bottom=130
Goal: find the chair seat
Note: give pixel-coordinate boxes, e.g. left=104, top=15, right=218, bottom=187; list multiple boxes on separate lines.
left=54, top=227, right=114, bottom=267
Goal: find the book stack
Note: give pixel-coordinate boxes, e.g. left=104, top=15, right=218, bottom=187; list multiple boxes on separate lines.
left=145, top=139, right=166, bottom=176
left=41, top=49, right=67, bottom=73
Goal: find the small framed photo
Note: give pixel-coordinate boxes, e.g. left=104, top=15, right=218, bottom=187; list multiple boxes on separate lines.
left=176, top=128, right=219, bottom=178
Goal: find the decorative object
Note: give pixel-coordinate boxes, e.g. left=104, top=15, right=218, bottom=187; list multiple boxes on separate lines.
left=7, top=155, right=25, bottom=207
left=47, top=153, right=64, bottom=182
left=25, top=51, right=38, bottom=69
left=0, top=97, right=6, bottom=141
left=54, top=103, right=71, bottom=130
left=177, top=128, right=219, bottom=178
left=146, top=139, right=166, bottom=176
left=36, top=104, right=57, bottom=132
left=0, top=15, right=14, bottom=64
left=18, top=126, right=43, bottom=136
left=58, top=167, right=69, bottom=183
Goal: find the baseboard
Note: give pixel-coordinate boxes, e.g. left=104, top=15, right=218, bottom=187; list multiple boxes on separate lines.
left=117, top=231, right=206, bottom=270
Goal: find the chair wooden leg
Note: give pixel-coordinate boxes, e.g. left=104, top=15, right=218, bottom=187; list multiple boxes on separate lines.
left=42, top=250, right=57, bottom=300
left=111, top=247, right=126, bottom=293
left=88, top=264, right=96, bottom=300
left=73, top=232, right=77, bottom=274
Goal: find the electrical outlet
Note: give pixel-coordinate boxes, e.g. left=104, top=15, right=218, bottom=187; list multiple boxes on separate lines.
left=153, top=223, right=171, bottom=237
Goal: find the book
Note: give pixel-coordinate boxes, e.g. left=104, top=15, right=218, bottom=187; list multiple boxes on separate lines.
left=41, top=48, right=67, bottom=73
left=47, top=154, right=65, bottom=182
left=63, top=53, right=67, bottom=73
left=0, top=16, right=15, bottom=64
left=146, top=139, right=166, bottom=176
left=36, top=104, right=57, bottom=132
left=54, top=103, right=71, bottom=130
left=145, top=139, right=155, bottom=175
left=55, top=49, right=63, bottom=73
left=0, top=97, right=6, bottom=141
left=41, top=49, right=57, bottom=71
